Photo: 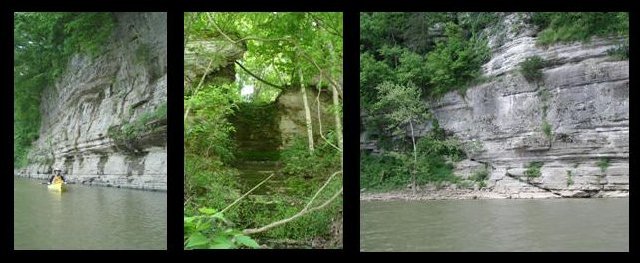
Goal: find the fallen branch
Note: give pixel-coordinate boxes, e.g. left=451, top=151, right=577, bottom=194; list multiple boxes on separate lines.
left=219, top=172, right=276, bottom=215
left=244, top=186, right=343, bottom=235
left=304, top=171, right=341, bottom=210
left=243, top=171, right=342, bottom=235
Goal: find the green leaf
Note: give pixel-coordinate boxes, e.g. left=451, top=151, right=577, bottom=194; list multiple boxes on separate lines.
left=235, top=235, right=260, bottom=248
left=210, top=235, right=236, bottom=249
left=198, top=207, right=217, bottom=215
left=184, top=216, right=196, bottom=224
left=186, top=232, right=209, bottom=249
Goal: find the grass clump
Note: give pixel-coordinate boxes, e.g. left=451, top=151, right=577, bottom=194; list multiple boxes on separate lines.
left=524, top=161, right=543, bottom=179
left=470, top=167, right=489, bottom=182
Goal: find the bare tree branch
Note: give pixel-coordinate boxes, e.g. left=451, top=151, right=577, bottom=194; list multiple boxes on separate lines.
left=315, top=78, right=341, bottom=152
left=235, top=61, right=284, bottom=89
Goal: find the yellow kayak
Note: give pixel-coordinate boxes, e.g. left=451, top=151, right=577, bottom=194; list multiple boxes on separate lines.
left=47, top=182, right=68, bottom=192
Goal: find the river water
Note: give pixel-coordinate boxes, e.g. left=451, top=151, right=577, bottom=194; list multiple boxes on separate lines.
left=361, top=198, right=628, bottom=252
left=14, top=177, right=167, bottom=250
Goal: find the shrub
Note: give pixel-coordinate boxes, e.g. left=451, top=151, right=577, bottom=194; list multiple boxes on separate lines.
left=470, top=167, right=489, bottom=182
left=184, top=154, right=241, bottom=213
left=360, top=152, right=408, bottom=191
left=566, top=170, right=574, bottom=186
left=425, top=22, right=490, bottom=97
left=415, top=153, right=459, bottom=185
left=107, top=102, right=167, bottom=151
left=524, top=161, right=543, bottom=179
left=416, top=135, right=467, bottom=162
left=597, top=158, right=610, bottom=173
left=360, top=134, right=463, bottom=192
left=607, top=41, right=629, bottom=60
left=533, top=12, right=629, bottom=45
left=280, top=134, right=340, bottom=178
left=520, top=55, right=545, bottom=83
left=542, top=120, right=553, bottom=139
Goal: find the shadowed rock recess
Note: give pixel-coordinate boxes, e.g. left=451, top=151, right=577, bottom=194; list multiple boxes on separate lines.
left=15, top=13, right=167, bottom=191
left=361, top=13, right=628, bottom=198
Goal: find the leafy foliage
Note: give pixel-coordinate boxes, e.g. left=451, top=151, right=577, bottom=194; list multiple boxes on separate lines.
left=360, top=12, right=492, bottom=106
left=372, top=82, right=430, bottom=137
left=14, top=12, right=116, bottom=167
left=424, top=23, right=490, bottom=97
left=360, top=126, right=465, bottom=191
left=280, top=134, right=341, bottom=177
left=185, top=83, right=241, bottom=163
left=184, top=12, right=343, bottom=248
left=532, top=12, right=628, bottom=45
left=184, top=207, right=259, bottom=249
left=108, top=103, right=167, bottom=151
left=520, top=55, right=545, bottom=83
left=184, top=154, right=241, bottom=212
left=360, top=153, right=409, bottom=191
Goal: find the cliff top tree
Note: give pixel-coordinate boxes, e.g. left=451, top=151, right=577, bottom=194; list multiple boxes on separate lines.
left=372, top=81, right=429, bottom=194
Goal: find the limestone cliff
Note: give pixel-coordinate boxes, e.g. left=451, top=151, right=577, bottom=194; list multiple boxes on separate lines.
left=17, top=13, right=167, bottom=191
left=364, top=13, right=629, bottom=197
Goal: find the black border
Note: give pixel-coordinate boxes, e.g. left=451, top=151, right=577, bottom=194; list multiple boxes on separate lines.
left=1, top=0, right=635, bottom=258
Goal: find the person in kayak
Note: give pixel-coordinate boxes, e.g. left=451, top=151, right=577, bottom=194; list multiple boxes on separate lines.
left=47, top=169, right=67, bottom=185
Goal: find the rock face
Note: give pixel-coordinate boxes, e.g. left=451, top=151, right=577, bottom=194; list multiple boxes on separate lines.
left=431, top=14, right=629, bottom=196
left=17, top=13, right=167, bottom=191
left=276, top=88, right=335, bottom=148
left=184, top=39, right=245, bottom=86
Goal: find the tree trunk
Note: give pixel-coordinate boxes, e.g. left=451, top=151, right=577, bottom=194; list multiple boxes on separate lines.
left=299, top=66, right=314, bottom=152
left=409, top=119, right=417, bottom=195
left=332, top=84, right=343, bottom=167
left=327, top=42, right=343, bottom=168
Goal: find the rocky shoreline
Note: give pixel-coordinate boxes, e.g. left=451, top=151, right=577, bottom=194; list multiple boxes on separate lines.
left=360, top=188, right=629, bottom=201
left=14, top=173, right=166, bottom=192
